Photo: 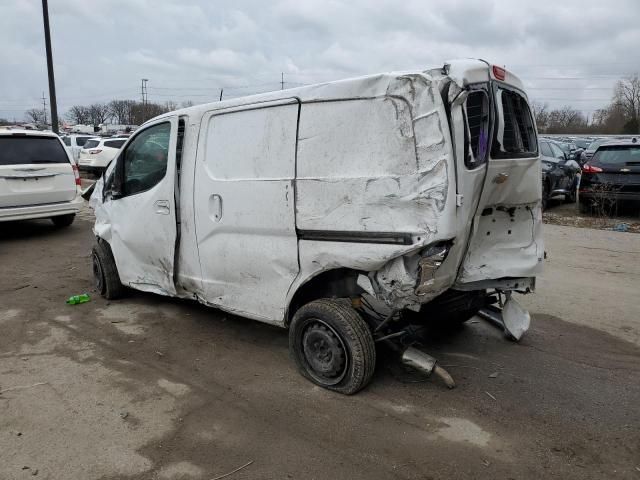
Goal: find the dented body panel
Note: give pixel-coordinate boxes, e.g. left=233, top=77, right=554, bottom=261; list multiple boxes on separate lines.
left=90, top=59, right=542, bottom=327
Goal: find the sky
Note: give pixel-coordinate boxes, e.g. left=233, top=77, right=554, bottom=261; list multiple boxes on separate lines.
left=1, top=0, right=639, bottom=122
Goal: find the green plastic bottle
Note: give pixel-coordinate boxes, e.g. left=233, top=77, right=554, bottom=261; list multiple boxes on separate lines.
left=66, top=293, right=91, bottom=305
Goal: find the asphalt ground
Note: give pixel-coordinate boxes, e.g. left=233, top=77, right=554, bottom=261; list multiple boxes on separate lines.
left=1, top=204, right=639, bottom=480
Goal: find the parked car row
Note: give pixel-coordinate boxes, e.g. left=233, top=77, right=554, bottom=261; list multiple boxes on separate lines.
left=538, top=135, right=640, bottom=215
left=60, top=133, right=127, bottom=175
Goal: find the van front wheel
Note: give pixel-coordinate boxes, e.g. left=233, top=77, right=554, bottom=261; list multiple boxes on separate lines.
left=289, top=299, right=376, bottom=395
left=92, top=240, right=125, bottom=300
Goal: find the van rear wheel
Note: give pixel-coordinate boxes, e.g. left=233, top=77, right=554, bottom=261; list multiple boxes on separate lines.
left=92, top=240, right=125, bottom=300
left=289, top=299, right=376, bottom=395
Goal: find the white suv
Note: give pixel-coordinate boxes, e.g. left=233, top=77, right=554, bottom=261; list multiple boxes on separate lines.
left=60, top=134, right=98, bottom=163
left=78, top=137, right=127, bottom=175
left=0, top=129, right=82, bottom=226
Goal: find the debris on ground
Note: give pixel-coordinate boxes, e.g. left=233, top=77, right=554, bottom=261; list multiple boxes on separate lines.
left=543, top=209, right=640, bottom=234
left=485, top=391, right=497, bottom=401
left=0, top=382, right=48, bottom=395
left=66, top=293, right=91, bottom=305
left=612, top=223, right=630, bottom=232
left=210, top=460, right=254, bottom=480
left=488, top=372, right=499, bottom=378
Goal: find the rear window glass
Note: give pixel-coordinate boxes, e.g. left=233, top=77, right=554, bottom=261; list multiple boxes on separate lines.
left=592, top=146, right=640, bottom=165
left=104, top=139, right=126, bottom=149
left=83, top=140, right=100, bottom=149
left=0, top=136, right=69, bottom=165
left=492, top=89, right=537, bottom=158
left=465, top=90, right=490, bottom=168
left=62, top=137, right=71, bottom=146
left=76, top=137, right=92, bottom=147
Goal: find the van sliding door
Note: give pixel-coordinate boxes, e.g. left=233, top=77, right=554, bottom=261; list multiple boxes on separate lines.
left=193, top=99, right=300, bottom=323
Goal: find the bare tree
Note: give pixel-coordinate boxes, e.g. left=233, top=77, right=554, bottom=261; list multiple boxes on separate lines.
left=531, top=101, right=550, bottom=132
left=108, top=100, right=133, bottom=124
left=25, top=108, right=46, bottom=124
left=180, top=100, right=194, bottom=108
left=613, top=75, right=640, bottom=122
left=88, top=103, right=111, bottom=126
left=546, top=106, right=587, bottom=133
left=163, top=101, right=178, bottom=112
left=66, top=105, right=90, bottom=124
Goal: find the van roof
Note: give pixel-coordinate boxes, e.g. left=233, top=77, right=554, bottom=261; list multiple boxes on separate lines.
left=148, top=59, right=526, bottom=125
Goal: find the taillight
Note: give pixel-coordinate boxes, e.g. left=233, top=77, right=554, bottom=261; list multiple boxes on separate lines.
left=582, top=164, right=603, bottom=173
left=72, top=163, right=81, bottom=186
left=492, top=65, right=506, bottom=81
left=89, top=149, right=102, bottom=154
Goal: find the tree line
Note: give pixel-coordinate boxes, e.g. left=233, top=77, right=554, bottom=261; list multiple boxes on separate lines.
left=23, top=99, right=194, bottom=127
left=533, top=74, right=640, bottom=134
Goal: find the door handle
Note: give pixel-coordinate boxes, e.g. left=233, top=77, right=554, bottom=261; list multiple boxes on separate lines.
left=209, top=194, right=223, bottom=222
left=154, top=199, right=170, bottom=215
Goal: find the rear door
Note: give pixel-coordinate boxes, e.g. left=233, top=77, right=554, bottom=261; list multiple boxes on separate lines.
left=193, top=100, right=300, bottom=322
left=0, top=134, right=76, bottom=208
left=457, top=85, right=544, bottom=284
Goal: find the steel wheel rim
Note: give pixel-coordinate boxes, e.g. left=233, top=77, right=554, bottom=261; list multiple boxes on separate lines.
left=299, top=318, right=349, bottom=386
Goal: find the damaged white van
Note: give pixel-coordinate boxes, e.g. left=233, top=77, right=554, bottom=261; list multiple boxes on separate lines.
left=88, top=59, right=543, bottom=394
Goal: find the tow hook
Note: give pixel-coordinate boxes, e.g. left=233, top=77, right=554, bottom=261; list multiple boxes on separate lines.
left=401, top=347, right=456, bottom=389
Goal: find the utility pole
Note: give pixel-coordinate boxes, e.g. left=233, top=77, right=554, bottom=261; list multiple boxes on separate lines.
left=281, top=72, right=284, bottom=90
left=140, top=78, right=148, bottom=123
left=41, top=92, right=48, bottom=124
left=41, top=0, right=58, bottom=133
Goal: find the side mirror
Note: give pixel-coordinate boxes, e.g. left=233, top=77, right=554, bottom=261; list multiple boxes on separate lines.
left=109, top=155, right=125, bottom=199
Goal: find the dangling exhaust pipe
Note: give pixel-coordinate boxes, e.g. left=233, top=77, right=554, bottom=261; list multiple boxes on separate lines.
left=401, top=347, right=456, bottom=389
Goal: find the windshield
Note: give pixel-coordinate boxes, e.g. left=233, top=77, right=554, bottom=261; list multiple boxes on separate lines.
left=491, top=87, right=537, bottom=158
left=76, top=136, right=93, bottom=147
left=83, top=140, right=100, bottom=149
left=0, top=136, right=70, bottom=165
left=591, top=145, right=640, bottom=165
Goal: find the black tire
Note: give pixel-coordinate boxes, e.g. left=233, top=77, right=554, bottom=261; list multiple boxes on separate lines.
left=92, top=240, right=125, bottom=300
left=51, top=214, right=75, bottom=227
left=564, top=188, right=576, bottom=204
left=578, top=200, right=591, bottom=215
left=289, top=299, right=376, bottom=395
left=542, top=181, right=551, bottom=211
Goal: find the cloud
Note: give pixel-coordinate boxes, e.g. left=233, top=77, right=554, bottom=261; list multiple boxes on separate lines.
left=0, top=0, right=639, bottom=119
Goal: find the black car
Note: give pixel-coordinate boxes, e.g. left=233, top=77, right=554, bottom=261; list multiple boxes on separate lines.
left=540, top=139, right=580, bottom=209
left=579, top=138, right=640, bottom=214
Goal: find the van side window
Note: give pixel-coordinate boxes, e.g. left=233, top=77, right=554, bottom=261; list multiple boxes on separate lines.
left=122, top=122, right=171, bottom=196
left=464, top=91, right=490, bottom=168
left=492, top=89, right=537, bottom=158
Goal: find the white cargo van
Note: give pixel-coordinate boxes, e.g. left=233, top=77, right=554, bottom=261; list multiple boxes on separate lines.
left=89, top=59, right=543, bottom=394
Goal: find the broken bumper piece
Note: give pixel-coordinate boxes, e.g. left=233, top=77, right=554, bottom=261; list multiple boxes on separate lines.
left=478, top=293, right=531, bottom=341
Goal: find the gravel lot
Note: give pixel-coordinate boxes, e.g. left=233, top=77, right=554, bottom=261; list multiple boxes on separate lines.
left=1, top=203, right=639, bottom=480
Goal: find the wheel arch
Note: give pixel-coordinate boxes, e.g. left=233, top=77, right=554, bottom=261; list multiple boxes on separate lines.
left=285, top=268, right=365, bottom=327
